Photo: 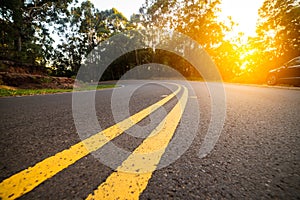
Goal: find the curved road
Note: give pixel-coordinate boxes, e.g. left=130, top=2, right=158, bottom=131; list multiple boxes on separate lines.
left=0, top=81, right=299, bottom=199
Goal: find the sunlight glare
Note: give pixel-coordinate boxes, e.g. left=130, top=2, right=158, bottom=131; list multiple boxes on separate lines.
left=219, top=0, right=264, bottom=40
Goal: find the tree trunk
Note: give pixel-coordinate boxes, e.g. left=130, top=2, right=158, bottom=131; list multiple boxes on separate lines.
left=18, top=36, right=22, bottom=52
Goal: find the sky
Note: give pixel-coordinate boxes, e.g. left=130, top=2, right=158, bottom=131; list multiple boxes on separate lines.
left=91, top=0, right=264, bottom=38
left=90, top=0, right=143, bottom=19
left=219, top=0, right=264, bottom=37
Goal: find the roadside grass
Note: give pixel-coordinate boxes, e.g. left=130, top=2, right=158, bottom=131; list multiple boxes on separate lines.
left=0, top=84, right=116, bottom=97
left=74, top=84, right=116, bottom=91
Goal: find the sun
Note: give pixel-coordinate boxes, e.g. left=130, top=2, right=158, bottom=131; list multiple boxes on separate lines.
left=218, top=0, right=264, bottom=41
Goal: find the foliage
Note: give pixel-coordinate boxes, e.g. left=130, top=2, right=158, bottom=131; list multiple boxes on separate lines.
left=240, top=0, right=300, bottom=83
left=1, top=0, right=299, bottom=84
left=140, top=0, right=238, bottom=81
left=52, top=1, right=129, bottom=75
left=0, top=0, right=72, bottom=64
left=100, top=48, right=200, bottom=81
left=257, top=0, right=300, bottom=60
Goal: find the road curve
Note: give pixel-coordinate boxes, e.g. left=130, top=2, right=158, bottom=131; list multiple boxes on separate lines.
left=0, top=81, right=299, bottom=199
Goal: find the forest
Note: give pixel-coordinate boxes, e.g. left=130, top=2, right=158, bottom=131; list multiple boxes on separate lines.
left=0, top=0, right=299, bottom=83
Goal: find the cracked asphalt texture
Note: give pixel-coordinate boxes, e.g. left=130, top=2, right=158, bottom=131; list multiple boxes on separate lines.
left=0, top=81, right=299, bottom=199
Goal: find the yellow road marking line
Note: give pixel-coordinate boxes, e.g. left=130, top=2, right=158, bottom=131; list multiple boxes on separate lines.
left=0, top=85, right=181, bottom=200
left=86, top=85, right=188, bottom=200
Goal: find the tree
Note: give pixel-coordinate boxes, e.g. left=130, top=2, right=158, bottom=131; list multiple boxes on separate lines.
left=53, top=1, right=129, bottom=75
left=139, top=0, right=237, bottom=81
left=0, top=0, right=72, bottom=64
left=257, top=0, right=300, bottom=61
left=240, top=0, right=300, bottom=83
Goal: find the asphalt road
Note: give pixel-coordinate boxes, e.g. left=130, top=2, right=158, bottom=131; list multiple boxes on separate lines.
left=0, top=81, right=299, bottom=199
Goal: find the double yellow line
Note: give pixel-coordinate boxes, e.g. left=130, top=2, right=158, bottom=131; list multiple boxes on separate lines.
left=0, top=83, right=188, bottom=200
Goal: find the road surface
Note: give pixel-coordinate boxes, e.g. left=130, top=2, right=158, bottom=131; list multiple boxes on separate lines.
left=0, top=81, right=299, bottom=199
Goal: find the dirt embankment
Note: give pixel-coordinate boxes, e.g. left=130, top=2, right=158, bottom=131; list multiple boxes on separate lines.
left=0, top=60, right=74, bottom=89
